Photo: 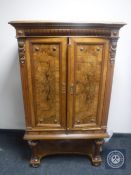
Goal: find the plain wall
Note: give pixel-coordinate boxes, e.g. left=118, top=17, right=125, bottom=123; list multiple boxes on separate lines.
left=0, top=0, right=131, bottom=133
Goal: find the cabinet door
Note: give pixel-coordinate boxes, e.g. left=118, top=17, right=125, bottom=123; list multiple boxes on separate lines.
left=67, top=38, right=109, bottom=130
left=26, top=38, right=67, bottom=130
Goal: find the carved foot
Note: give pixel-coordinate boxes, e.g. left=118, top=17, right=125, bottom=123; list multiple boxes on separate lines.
left=91, top=156, right=102, bottom=166
left=91, top=139, right=104, bottom=166
left=30, top=156, right=40, bottom=168
left=28, top=140, right=41, bottom=168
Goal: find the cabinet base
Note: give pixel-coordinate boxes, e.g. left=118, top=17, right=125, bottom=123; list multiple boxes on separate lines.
left=28, top=139, right=104, bottom=167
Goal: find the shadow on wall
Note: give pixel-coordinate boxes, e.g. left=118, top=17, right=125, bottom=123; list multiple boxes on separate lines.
left=0, top=48, right=25, bottom=129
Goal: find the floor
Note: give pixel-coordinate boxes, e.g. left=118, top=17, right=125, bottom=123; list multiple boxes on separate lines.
left=0, top=130, right=131, bottom=175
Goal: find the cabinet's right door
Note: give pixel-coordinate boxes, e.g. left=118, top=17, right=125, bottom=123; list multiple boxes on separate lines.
left=67, top=38, right=109, bottom=130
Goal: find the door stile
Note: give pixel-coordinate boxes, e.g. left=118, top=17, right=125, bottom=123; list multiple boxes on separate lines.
left=67, top=37, right=75, bottom=130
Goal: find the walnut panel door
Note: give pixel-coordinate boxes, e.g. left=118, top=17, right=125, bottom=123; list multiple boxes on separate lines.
left=26, top=38, right=67, bottom=130
left=67, top=38, right=109, bottom=130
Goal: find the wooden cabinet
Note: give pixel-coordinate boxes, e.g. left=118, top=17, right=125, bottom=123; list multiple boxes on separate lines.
left=9, top=21, right=125, bottom=167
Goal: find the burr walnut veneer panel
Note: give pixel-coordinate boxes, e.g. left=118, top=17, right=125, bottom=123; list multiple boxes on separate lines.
left=27, top=38, right=67, bottom=130
left=68, top=38, right=109, bottom=130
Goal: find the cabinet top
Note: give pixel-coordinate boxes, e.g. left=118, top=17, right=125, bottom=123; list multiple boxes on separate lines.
left=9, top=21, right=126, bottom=38
left=9, top=20, right=126, bottom=28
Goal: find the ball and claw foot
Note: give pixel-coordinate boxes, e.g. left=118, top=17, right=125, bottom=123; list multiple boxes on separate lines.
left=30, top=157, right=40, bottom=168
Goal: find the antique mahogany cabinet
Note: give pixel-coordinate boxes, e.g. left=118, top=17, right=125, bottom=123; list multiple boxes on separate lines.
left=9, top=21, right=125, bottom=167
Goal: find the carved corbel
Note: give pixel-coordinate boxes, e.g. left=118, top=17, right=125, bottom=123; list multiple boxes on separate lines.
left=110, top=29, right=119, bottom=64
left=18, top=39, right=25, bottom=64
left=110, top=39, right=118, bottom=64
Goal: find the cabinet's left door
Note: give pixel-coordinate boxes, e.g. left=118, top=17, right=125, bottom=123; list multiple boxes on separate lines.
left=21, top=38, right=67, bottom=130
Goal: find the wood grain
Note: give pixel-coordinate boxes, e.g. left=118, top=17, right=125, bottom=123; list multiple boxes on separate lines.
left=26, top=38, right=67, bottom=130
left=28, top=139, right=103, bottom=167
left=67, top=38, right=109, bottom=130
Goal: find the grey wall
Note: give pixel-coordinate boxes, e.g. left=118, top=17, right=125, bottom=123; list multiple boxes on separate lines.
left=0, top=0, right=131, bottom=133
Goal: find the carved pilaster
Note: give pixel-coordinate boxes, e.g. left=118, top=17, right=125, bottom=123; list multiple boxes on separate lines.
left=18, top=39, right=25, bottom=64
left=110, top=39, right=118, bottom=64
left=110, top=30, right=119, bottom=64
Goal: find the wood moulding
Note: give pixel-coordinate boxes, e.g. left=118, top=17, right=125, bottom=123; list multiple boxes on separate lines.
left=9, top=21, right=126, bottom=38
left=24, top=132, right=109, bottom=140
